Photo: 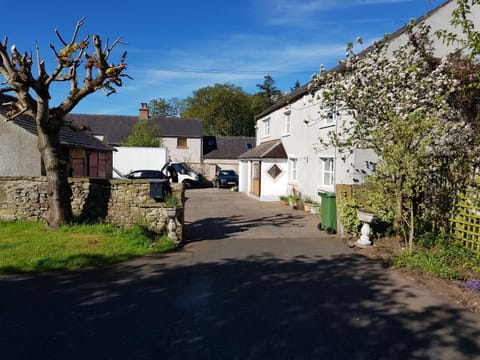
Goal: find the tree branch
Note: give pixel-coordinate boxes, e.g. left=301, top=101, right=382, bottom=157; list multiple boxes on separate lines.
left=104, top=36, right=127, bottom=59
left=2, top=106, right=27, bottom=121
left=0, top=86, right=15, bottom=93
left=69, top=17, right=86, bottom=45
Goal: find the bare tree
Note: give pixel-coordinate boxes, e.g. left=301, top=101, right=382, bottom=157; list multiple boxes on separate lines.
left=0, top=17, right=130, bottom=227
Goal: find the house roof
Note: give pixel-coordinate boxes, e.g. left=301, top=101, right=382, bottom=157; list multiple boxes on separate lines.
left=66, top=113, right=203, bottom=146
left=0, top=94, right=114, bottom=152
left=254, top=0, right=454, bottom=120
left=203, top=136, right=256, bottom=159
left=238, top=139, right=287, bottom=160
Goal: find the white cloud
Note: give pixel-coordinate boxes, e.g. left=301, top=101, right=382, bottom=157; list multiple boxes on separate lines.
left=256, top=0, right=415, bottom=27
left=124, top=32, right=347, bottom=101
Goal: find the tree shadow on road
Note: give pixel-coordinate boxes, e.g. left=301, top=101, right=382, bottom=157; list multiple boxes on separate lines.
left=184, top=213, right=314, bottom=241
left=0, top=252, right=479, bottom=359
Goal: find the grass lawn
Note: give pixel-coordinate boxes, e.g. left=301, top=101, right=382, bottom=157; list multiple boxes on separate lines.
left=0, top=221, right=177, bottom=274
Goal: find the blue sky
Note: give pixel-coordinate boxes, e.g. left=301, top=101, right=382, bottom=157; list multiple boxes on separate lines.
left=2, top=0, right=447, bottom=115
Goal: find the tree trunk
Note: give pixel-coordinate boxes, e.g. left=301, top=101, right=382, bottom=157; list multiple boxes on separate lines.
left=408, top=199, right=415, bottom=251
left=37, top=121, right=73, bottom=228
left=393, top=187, right=404, bottom=238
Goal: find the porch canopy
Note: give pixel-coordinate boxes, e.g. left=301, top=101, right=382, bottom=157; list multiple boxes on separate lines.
left=238, top=139, right=287, bottom=160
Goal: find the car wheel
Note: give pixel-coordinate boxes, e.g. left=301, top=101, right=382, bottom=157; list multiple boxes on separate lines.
left=183, top=180, right=192, bottom=189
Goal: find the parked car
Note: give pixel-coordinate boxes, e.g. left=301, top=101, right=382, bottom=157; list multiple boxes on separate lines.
left=161, top=162, right=201, bottom=188
left=214, top=169, right=239, bottom=188
left=124, top=170, right=168, bottom=180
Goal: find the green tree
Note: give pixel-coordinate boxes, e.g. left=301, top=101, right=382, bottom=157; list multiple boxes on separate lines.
left=256, top=74, right=284, bottom=105
left=0, top=17, right=129, bottom=227
left=122, top=119, right=163, bottom=147
left=315, top=24, right=473, bottom=249
left=149, top=98, right=174, bottom=117
left=183, top=83, right=256, bottom=136
left=250, top=92, right=273, bottom=118
left=291, top=80, right=301, bottom=92
left=148, top=97, right=187, bottom=117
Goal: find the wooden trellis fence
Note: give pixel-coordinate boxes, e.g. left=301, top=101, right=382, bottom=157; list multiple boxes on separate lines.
left=451, top=185, right=480, bottom=256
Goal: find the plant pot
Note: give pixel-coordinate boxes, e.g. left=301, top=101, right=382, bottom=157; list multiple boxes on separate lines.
left=357, top=210, right=375, bottom=223
left=164, top=207, right=180, bottom=218
left=289, top=201, right=299, bottom=210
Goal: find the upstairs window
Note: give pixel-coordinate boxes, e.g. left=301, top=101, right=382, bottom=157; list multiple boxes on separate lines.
left=284, top=111, right=291, bottom=135
left=262, top=118, right=271, bottom=137
left=323, top=104, right=337, bottom=126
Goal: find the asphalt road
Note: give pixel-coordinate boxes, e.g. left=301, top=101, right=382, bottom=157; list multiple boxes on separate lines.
left=1, top=188, right=480, bottom=359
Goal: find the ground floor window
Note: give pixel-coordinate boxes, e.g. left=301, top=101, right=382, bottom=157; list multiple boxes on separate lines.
left=289, top=158, right=298, bottom=182
left=320, top=157, right=334, bottom=186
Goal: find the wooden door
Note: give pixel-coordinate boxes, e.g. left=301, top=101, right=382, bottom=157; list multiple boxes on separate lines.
left=250, top=161, right=261, bottom=197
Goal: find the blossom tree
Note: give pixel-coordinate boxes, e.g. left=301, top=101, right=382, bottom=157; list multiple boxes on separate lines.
left=313, top=23, right=474, bottom=248
left=0, top=18, right=130, bottom=227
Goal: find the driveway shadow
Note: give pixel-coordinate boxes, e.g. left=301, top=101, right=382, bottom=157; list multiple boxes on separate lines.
left=184, top=212, right=311, bottom=241
left=1, top=253, right=479, bottom=359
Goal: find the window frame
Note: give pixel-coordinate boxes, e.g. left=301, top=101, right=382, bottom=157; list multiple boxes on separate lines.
left=289, top=158, right=298, bottom=183
left=262, top=118, right=271, bottom=138
left=320, top=157, right=334, bottom=187
left=177, top=137, right=188, bottom=148
left=284, top=110, right=291, bottom=135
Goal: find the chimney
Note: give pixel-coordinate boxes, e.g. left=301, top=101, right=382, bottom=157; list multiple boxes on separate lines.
left=139, top=102, right=149, bottom=119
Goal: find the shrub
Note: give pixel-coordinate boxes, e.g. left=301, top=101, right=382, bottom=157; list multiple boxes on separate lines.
left=338, top=197, right=362, bottom=236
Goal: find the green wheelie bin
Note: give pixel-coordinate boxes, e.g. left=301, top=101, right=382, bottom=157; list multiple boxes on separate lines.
left=318, top=191, right=337, bottom=234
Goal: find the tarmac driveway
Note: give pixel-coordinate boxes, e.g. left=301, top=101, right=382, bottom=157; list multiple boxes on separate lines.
left=1, top=188, right=480, bottom=359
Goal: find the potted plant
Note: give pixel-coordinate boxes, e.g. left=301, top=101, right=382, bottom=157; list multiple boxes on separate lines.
left=279, top=195, right=289, bottom=206
left=310, top=201, right=320, bottom=215
left=164, top=193, right=181, bottom=207
left=163, top=194, right=181, bottom=217
left=302, top=196, right=313, bottom=212
left=288, top=194, right=301, bottom=209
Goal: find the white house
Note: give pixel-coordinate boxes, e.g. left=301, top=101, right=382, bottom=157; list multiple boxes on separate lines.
left=67, top=103, right=204, bottom=168
left=239, top=0, right=476, bottom=203
left=238, top=84, right=375, bottom=202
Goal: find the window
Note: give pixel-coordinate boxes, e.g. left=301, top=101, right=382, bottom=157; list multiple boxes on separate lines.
left=289, top=158, right=298, bottom=182
left=246, top=142, right=253, bottom=149
left=284, top=111, right=291, bottom=135
left=324, top=104, right=337, bottom=126
left=263, top=118, right=271, bottom=137
left=267, top=164, right=282, bottom=180
left=177, top=137, right=187, bottom=148
left=207, top=138, right=215, bottom=147
left=326, top=109, right=336, bottom=125
left=320, top=158, right=334, bottom=186
left=252, top=161, right=260, bottom=180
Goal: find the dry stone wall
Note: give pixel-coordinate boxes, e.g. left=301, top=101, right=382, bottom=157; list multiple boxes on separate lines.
left=0, top=177, right=184, bottom=241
